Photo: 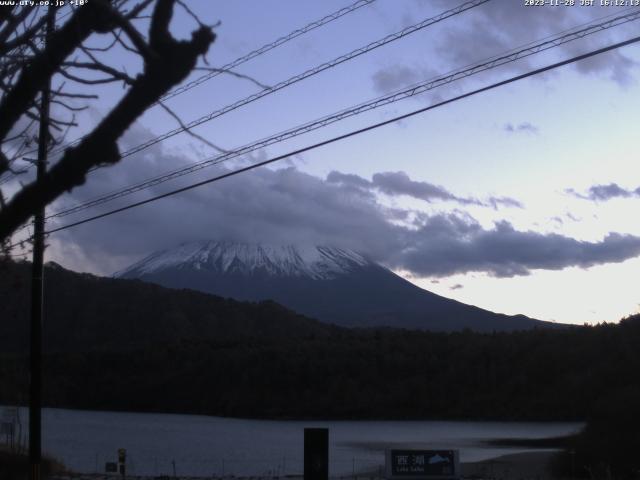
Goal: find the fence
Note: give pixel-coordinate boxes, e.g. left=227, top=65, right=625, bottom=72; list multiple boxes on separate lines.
left=83, top=454, right=385, bottom=479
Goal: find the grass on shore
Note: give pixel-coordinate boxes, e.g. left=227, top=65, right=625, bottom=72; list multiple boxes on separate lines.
left=0, top=447, right=67, bottom=480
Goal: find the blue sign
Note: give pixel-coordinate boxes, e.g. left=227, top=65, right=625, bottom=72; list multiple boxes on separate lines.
left=386, top=450, right=459, bottom=479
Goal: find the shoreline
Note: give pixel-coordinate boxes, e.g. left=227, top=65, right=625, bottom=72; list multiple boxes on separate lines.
left=48, top=451, right=559, bottom=480
left=483, top=434, right=574, bottom=449
left=462, top=450, right=557, bottom=479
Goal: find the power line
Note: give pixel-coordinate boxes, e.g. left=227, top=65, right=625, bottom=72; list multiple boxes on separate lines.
left=43, top=8, right=640, bottom=222
left=34, top=34, right=640, bottom=240
left=0, top=6, right=65, bottom=186
left=1, top=0, right=377, bottom=182
left=114, top=0, right=490, bottom=160
left=28, top=6, right=54, bottom=478
left=160, top=0, right=376, bottom=102
left=4, top=0, right=489, bottom=188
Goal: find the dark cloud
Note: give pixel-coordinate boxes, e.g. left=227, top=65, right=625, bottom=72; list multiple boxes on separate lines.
left=434, top=0, right=638, bottom=84
left=371, top=64, right=438, bottom=94
left=567, top=183, right=640, bottom=201
left=372, top=171, right=472, bottom=204
left=504, top=122, right=539, bottom=135
left=47, top=129, right=640, bottom=278
left=372, top=65, right=421, bottom=93
left=328, top=170, right=523, bottom=209
left=388, top=218, right=640, bottom=278
left=450, top=283, right=464, bottom=290
left=373, top=0, right=638, bottom=96
left=486, top=196, right=524, bottom=210
left=325, top=171, right=373, bottom=191
left=567, top=41, right=637, bottom=87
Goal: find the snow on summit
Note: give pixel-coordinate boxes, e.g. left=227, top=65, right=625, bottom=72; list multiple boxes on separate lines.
left=114, top=241, right=548, bottom=332
left=116, top=241, right=371, bottom=280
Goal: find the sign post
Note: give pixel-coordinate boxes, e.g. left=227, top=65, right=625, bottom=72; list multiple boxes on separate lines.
left=385, top=450, right=460, bottom=480
left=304, top=428, right=329, bottom=480
left=118, top=448, right=126, bottom=477
left=1, top=422, right=15, bottom=446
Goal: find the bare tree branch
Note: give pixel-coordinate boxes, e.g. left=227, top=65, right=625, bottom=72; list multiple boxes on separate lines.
left=110, top=10, right=155, bottom=59
left=0, top=14, right=47, bottom=56
left=51, top=99, right=89, bottom=112
left=176, top=0, right=206, bottom=28
left=158, top=100, right=228, bottom=154
left=53, top=91, right=99, bottom=99
left=0, top=0, right=216, bottom=241
left=193, top=66, right=271, bottom=90
left=62, top=61, right=137, bottom=85
left=125, top=0, right=155, bottom=20
left=58, top=68, right=129, bottom=86
left=0, top=0, right=119, bottom=141
left=0, top=7, right=32, bottom=46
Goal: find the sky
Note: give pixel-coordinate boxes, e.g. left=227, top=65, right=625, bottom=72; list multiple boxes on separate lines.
left=4, top=0, right=640, bottom=325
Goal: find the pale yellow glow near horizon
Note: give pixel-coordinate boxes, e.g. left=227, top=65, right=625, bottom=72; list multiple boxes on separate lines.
left=406, top=256, right=640, bottom=325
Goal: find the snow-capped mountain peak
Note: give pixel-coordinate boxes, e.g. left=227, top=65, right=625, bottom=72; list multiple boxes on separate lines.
left=115, top=240, right=546, bottom=332
left=116, top=241, right=371, bottom=280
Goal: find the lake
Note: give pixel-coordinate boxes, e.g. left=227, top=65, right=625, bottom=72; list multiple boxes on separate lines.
left=3, top=407, right=582, bottom=477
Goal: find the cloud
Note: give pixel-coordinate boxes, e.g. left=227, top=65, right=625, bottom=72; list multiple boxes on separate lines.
left=371, top=64, right=438, bottom=94
left=569, top=45, right=637, bottom=87
left=450, top=283, right=464, bottom=290
left=44, top=128, right=640, bottom=279
left=325, top=171, right=373, bottom=191
left=373, top=171, right=474, bottom=204
left=436, top=0, right=638, bottom=85
left=328, top=170, right=523, bottom=209
left=372, top=65, right=421, bottom=94
left=373, top=0, right=638, bottom=96
left=504, top=122, right=539, bottom=135
left=387, top=218, right=640, bottom=278
left=567, top=183, right=640, bottom=201
left=486, top=196, right=524, bottom=210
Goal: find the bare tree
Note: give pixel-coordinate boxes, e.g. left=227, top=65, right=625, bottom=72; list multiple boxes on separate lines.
left=0, top=0, right=216, bottom=245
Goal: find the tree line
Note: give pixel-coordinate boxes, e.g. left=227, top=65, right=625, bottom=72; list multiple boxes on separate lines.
left=1, top=259, right=639, bottom=477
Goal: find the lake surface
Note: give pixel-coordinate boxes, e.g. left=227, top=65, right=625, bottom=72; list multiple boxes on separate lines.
left=3, top=407, right=582, bottom=477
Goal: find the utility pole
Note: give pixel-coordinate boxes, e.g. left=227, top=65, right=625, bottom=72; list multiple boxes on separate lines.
left=29, top=7, right=54, bottom=480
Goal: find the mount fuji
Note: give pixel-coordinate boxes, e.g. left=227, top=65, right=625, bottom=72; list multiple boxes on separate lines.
left=116, top=241, right=550, bottom=332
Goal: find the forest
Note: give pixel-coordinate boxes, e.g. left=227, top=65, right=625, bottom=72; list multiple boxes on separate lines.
left=1, top=259, right=640, bottom=477
left=2, top=318, right=639, bottom=422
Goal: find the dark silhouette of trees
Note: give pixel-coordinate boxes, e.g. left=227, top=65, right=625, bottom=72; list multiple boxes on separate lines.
left=0, top=0, right=216, bottom=244
left=2, top=262, right=639, bottom=475
left=2, top=261, right=640, bottom=425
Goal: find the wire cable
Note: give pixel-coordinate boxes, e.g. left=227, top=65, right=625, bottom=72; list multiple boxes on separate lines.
left=113, top=0, right=490, bottom=159
left=161, top=0, right=376, bottom=102
left=3, top=0, right=489, bottom=188
left=43, top=8, right=640, bottom=221
left=31, top=33, right=640, bottom=240
left=1, top=0, right=377, bottom=182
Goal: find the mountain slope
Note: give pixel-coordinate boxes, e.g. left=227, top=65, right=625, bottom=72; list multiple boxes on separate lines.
left=0, top=260, right=333, bottom=353
left=117, top=241, right=550, bottom=332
